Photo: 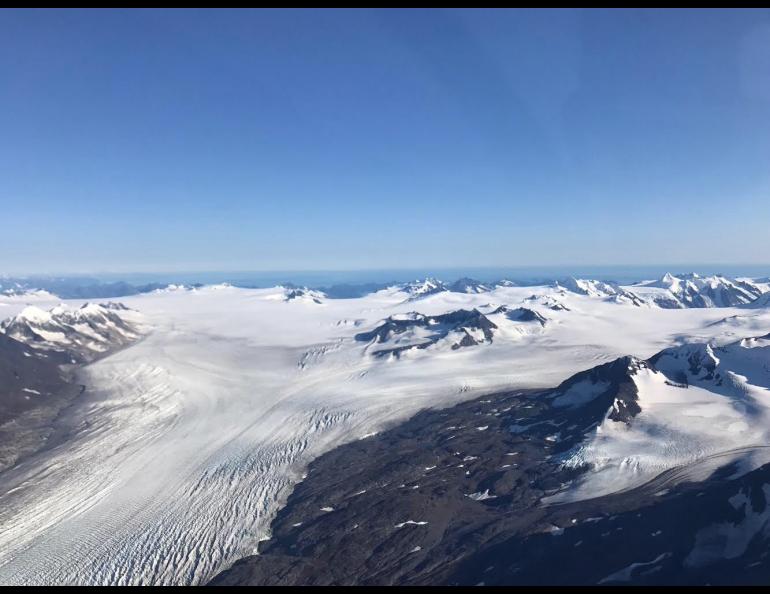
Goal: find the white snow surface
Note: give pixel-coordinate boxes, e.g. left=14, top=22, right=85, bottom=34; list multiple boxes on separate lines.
left=628, top=272, right=764, bottom=308
left=0, top=283, right=769, bottom=584
left=0, top=291, right=63, bottom=318
left=554, top=335, right=770, bottom=503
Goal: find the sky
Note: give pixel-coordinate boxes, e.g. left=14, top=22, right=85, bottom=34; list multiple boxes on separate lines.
left=1, top=8, right=770, bottom=275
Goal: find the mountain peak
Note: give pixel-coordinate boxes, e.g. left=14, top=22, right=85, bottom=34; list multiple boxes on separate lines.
left=1, top=302, right=141, bottom=362
left=448, top=277, right=491, bottom=294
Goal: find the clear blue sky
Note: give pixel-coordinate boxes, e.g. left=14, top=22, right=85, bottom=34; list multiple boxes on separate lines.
left=2, top=8, right=770, bottom=274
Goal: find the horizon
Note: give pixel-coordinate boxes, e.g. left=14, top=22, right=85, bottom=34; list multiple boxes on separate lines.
left=3, top=263, right=770, bottom=290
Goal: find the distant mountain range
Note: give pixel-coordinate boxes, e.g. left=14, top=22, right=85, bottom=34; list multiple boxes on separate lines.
left=2, top=272, right=769, bottom=309
left=553, top=273, right=768, bottom=309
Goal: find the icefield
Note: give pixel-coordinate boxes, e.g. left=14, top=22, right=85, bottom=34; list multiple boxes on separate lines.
left=1, top=282, right=770, bottom=585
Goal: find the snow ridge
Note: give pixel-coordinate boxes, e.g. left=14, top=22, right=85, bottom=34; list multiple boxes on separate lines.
left=0, top=302, right=143, bottom=362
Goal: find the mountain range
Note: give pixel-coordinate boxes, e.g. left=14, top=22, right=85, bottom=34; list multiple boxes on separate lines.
left=2, top=272, right=769, bottom=309
left=2, top=273, right=770, bottom=585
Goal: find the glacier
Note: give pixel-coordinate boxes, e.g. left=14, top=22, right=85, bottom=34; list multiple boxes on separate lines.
left=0, top=281, right=769, bottom=584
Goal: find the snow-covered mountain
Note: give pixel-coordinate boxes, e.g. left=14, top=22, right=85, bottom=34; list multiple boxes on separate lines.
left=0, top=301, right=143, bottom=471
left=447, top=277, right=492, bottom=294
left=553, top=332, right=770, bottom=501
left=557, top=277, right=623, bottom=298
left=283, top=287, right=325, bottom=304
left=0, top=302, right=142, bottom=363
left=556, top=277, right=647, bottom=307
left=552, top=273, right=768, bottom=309
left=750, top=277, right=770, bottom=292
left=523, top=293, right=571, bottom=311
left=322, top=273, right=770, bottom=310
left=745, top=292, right=770, bottom=308
left=397, top=278, right=448, bottom=300
left=397, top=277, right=526, bottom=300
left=487, top=305, right=548, bottom=326
left=631, top=273, right=765, bottom=308
left=355, top=308, right=497, bottom=356
left=151, top=283, right=197, bottom=294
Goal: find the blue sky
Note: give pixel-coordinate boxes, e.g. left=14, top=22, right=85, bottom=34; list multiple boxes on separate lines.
left=2, top=8, right=770, bottom=274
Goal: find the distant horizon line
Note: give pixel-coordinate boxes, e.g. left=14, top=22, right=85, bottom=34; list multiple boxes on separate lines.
left=2, top=263, right=770, bottom=291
